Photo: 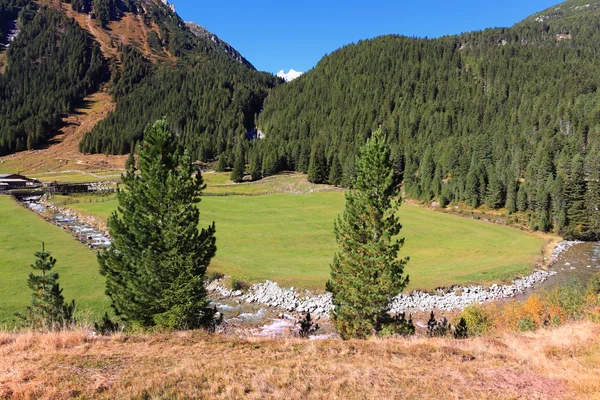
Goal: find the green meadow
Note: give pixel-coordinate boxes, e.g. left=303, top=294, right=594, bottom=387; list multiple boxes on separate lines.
left=0, top=196, right=109, bottom=325
left=56, top=187, right=545, bottom=290
left=0, top=173, right=547, bottom=323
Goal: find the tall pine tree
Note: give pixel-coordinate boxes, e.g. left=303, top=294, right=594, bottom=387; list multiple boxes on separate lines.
left=230, top=142, right=246, bottom=182
left=99, top=120, right=217, bottom=329
left=307, top=142, right=328, bottom=184
left=328, top=129, right=409, bottom=339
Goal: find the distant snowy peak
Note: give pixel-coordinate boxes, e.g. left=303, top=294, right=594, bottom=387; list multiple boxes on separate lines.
left=277, top=69, right=303, bottom=82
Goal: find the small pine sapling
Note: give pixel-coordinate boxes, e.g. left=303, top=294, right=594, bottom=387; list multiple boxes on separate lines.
left=454, top=317, right=468, bottom=339
left=298, top=312, right=320, bottom=338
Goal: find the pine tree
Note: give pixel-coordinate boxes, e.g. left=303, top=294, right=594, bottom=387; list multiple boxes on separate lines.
left=307, top=143, right=328, bottom=184
left=328, top=129, right=409, bottom=339
left=230, top=143, right=245, bottom=182
left=328, top=155, right=343, bottom=186
left=585, top=150, right=600, bottom=240
left=249, top=151, right=262, bottom=181
left=505, top=176, right=517, bottom=214
left=485, top=167, right=503, bottom=209
left=215, top=153, right=228, bottom=172
left=341, top=154, right=357, bottom=188
left=125, top=141, right=136, bottom=171
left=465, top=168, right=480, bottom=208
left=565, top=155, right=587, bottom=236
left=99, top=120, right=217, bottom=329
left=516, top=183, right=528, bottom=212
left=22, top=243, right=75, bottom=330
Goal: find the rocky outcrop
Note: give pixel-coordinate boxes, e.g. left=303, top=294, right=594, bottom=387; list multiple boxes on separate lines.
left=185, top=22, right=254, bottom=69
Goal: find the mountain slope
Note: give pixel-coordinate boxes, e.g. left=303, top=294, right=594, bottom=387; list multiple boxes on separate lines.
left=185, top=21, right=253, bottom=68
left=0, top=0, right=278, bottom=164
left=255, top=0, right=600, bottom=240
left=0, top=2, right=107, bottom=155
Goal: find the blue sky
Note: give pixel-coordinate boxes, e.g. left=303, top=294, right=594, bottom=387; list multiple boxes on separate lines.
left=174, top=0, right=560, bottom=74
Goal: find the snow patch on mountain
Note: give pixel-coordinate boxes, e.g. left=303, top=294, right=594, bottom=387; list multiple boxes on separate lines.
left=277, top=69, right=303, bottom=82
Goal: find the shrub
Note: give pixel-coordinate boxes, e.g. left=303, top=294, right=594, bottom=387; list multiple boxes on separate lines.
left=453, top=317, right=468, bottom=339
left=298, top=312, right=320, bottom=338
left=94, top=313, right=121, bottom=335
left=587, top=272, right=600, bottom=297
left=427, top=311, right=450, bottom=337
left=378, top=312, right=415, bottom=337
left=517, top=317, right=536, bottom=332
left=542, top=280, right=586, bottom=319
left=231, top=278, right=250, bottom=292
left=460, top=304, right=492, bottom=336
left=206, top=271, right=225, bottom=282
left=521, top=295, right=544, bottom=326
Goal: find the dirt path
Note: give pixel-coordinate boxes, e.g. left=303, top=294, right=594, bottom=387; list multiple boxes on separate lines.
left=0, top=91, right=126, bottom=176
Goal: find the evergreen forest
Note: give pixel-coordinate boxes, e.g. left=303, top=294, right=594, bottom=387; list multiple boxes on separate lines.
left=0, top=2, right=106, bottom=154
left=255, top=0, right=600, bottom=239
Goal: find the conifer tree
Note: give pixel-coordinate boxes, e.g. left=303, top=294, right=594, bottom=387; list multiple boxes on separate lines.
left=215, top=153, right=228, bottom=172
left=249, top=151, right=262, bottom=181
left=485, top=167, right=503, bottom=209
left=22, top=243, right=75, bottom=330
left=328, top=129, right=409, bottom=339
left=125, top=142, right=136, bottom=170
left=99, top=120, right=216, bottom=329
left=505, top=178, right=517, bottom=214
left=307, top=142, right=328, bottom=184
left=230, top=143, right=245, bottom=182
left=585, top=149, right=600, bottom=239
left=565, top=155, right=587, bottom=236
left=328, top=155, right=343, bottom=186
left=341, top=155, right=357, bottom=188
left=516, top=184, right=528, bottom=212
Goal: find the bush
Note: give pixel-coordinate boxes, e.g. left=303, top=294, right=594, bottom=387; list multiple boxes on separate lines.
left=298, top=312, right=320, bottom=338
left=427, top=311, right=450, bottom=337
left=453, top=317, right=468, bottom=339
left=231, top=278, right=250, bottom=292
left=460, top=304, right=492, bottom=336
left=541, top=280, right=586, bottom=319
left=205, top=271, right=225, bottom=282
left=378, top=312, right=415, bottom=337
left=588, top=272, right=600, bottom=297
left=94, top=313, right=121, bottom=335
left=517, top=317, right=536, bottom=332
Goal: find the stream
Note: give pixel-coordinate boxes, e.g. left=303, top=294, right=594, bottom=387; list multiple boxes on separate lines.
left=20, top=195, right=111, bottom=248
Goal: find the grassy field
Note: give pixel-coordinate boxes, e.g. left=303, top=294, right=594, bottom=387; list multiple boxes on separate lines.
left=29, top=171, right=122, bottom=183
left=0, top=196, right=109, bottom=325
left=57, top=190, right=546, bottom=291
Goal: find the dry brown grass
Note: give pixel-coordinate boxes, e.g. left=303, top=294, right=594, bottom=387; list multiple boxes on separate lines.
left=1, top=322, right=599, bottom=399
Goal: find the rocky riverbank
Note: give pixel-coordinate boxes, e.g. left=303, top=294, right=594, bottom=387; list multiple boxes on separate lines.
left=208, top=268, right=557, bottom=318
left=208, top=242, right=586, bottom=318
left=21, top=196, right=111, bottom=248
